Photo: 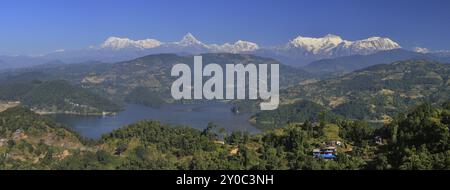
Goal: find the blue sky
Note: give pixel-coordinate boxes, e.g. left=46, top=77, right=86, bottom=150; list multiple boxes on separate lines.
left=1, top=0, right=450, bottom=55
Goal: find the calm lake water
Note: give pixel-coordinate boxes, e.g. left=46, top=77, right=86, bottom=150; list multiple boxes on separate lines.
left=51, top=103, right=259, bottom=139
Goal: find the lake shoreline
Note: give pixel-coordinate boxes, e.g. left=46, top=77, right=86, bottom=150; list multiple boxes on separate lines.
left=50, top=103, right=260, bottom=139
left=34, top=109, right=117, bottom=116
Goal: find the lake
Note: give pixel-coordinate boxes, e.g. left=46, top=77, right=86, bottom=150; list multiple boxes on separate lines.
left=51, top=103, right=259, bottom=139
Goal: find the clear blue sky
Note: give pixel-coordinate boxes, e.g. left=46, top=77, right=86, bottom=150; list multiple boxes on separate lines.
left=1, top=0, right=450, bottom=55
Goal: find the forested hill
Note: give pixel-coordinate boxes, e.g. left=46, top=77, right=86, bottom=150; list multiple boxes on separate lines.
left=18, top=53, right=312, bottom=105
left=282, top=60, right=450, bottom=121
left=374, top=102, right=450, bottom=169
left=1, top=101, right=448, bottom=170
left=0, top=79, right=121, bottom=114
left=0, top=107, right=87, bottom=169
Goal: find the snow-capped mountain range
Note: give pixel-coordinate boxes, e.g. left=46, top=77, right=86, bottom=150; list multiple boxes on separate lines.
left=265, top=34, right=401, bottom=65
left=42, top=33, right=402, bottom=65
left=93, top=33, right=400, bottom=64
left=97, top=33, right=399, bottom=56
left=98, top=33, right=260, bottom=53
left=101, top=37, right=162, bottom=50
left=3, top=33, right=450, bottom=71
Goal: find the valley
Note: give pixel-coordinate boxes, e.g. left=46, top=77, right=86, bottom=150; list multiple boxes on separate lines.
left=2, top=53, right=449, bottom=129
left=2, top=0, right=450, bottom=174
left=0, top=52, right=449, bottom=170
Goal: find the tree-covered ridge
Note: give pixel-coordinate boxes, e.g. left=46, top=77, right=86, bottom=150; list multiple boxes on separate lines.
left=39, top=118, right=372, bottom=170
left=0, top=107, right=88, bottom=169
left=284, top=60, right=450, bottom=121
left=124, top=87, right=165, bottom=108
left=373, top=103, right=450, bottom=169
left=23, top=80, right=121, bottom=114
left=0, top=79, right=121, bottom=114
left=0, top=56, right=448, bottom=170
left=253, top=100, right=341, bottom=130
left=1, top=101, right=447, bottom=170
left=18, top=53, right=311, bottom=106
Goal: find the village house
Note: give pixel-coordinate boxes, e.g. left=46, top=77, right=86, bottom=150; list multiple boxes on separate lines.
left=313, top=146, right=337, bottom=159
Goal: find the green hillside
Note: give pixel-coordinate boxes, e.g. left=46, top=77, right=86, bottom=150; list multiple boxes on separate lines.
left=0, top=107, right=88, bottom=169
left=1, top=101, right=448, bottom=170
left=0, top=79, right=121, bottom=115
left=24, top=53, right=312, bottom=105
left=253, top=100, right=340, bottom=129
left=284, top=60, right=450, bottom=121
left=124, top=86, right=165, bottom=107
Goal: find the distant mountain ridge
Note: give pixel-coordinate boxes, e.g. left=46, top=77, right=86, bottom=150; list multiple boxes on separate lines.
left=303, top=49, right=430, bottom=75
left=0, top=55, right=57, bottom=71
left=17, top=53, right=311, bottom=106
left=2, top=33, right=450, bottom=73
left=96, top=33, right=400, bottom=58
left=303, top=49, right=450, bottom=76
left=264, top=34, right=401, bottom=65
left=44, top=33, right=403, bottom=65
left=99, top=33, right=260, bottom=53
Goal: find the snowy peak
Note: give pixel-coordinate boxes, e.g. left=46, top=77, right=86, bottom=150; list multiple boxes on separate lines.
left=98, top=33, right=259, bottom=53
left=101, top=37, right=161, bottom=50
left=413, top=47, right=430, bottom=53
left=101, top=37, right=131, bottom=49
left=284, top=34, right=400, bottom=56
left=288, top=34, right=346, bottom=54
left=177, top=33, right=205, bottom=47
left=350, top=37, right=400, bottom=51
left=172, top=33, right=259, bottom=52
left=211, top=40, right=260, bottom=53
left=94, top=33, right=402, bottom=63
left=233, top=40, right=260, bottom=52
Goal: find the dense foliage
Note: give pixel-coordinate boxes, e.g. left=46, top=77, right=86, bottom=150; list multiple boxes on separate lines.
left=284, top=60, right=450, bottom=121
left=0, top=107, right=87, bottom=169
left=0, top=79, right=121, bottom=114
left=1, top=101, right=447, bottom=170
left=254, top=100, right=341, bottom=129
left=373, top=103, right=450, bottom=169
left=124, top=87, right=165, bottom=108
